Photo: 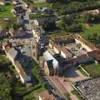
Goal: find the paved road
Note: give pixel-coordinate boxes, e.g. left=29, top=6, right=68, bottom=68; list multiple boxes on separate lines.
left=48, top=76, right=67, bottom=96
left=36, top=62, right=67, bottom=99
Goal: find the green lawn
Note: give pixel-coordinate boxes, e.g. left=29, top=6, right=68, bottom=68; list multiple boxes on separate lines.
left=72, top=90, right=83, bottom=100
left=0, top=17, right=17, bottom=30
left=83, top=24, right=100, bottom=36
left=0, top=4, right=17, bottom=29
left=82, top=24, right=100, bottom=44
left=83, top=64, right=100, bottom=77
left=0, top=4, right=14, bottom=18
left=34, top=2, right=52, bottom=8
left=0, top=55, right=10, bottom=63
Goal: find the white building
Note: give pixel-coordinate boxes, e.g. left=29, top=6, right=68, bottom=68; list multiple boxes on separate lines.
left=43, top=50, right=59, bottom=70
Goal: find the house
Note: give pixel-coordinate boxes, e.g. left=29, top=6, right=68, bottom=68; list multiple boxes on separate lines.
left=13, top=6, right=26, bottom=16
left=0, top=0, right=4, bottom=5
left=87, top=9, right=100, bottom=15
left=12, top=0, right=17, bottom=5
left=46, top=0, right=56, bottom=3
left=48, top=35, right=98, bottom=67
left=75, top=34, right=97, bottom=51
left=61, top=47, right=73, bottom=59
left=39, top=90, right=56, bottom=100
left=31, top=7, right=38, bottom=13
left=5, top=0, right=11, bottom=4
left=0, top=30, right=9, bottom=38
left=9, top=28, right=15, bottom=37
left=39, top=33, right=49, bottom=46
left=40, top=7, right=54, bottom=15
left=37, top=34, right=49, bottom=56
left=88, top=49, right=100, bottom=63
left=53, top=54, right=71, bottom=75
left=43, top=50, right=59, bottom=75
left=32, top=26, right=45, bottom=42
left=32, top=33, right=49, bottom=61
left=0, top=0, right=11, bottom=5
left=72, top=54, right=94, bottom=65
left=49, top=35, right=75, bottom=59
left=33, top=0, right=56, bottom=3
left=33, top=17, right=57, bottom=31
left=9, top=28, right=30, bottom=38
left=33, top=0, right=46, bottom=3
left=75, top=77, right=100, bottom=100
left=14, top=61, right=31, bottom=84
left=3, top=42, right=31, bottom=84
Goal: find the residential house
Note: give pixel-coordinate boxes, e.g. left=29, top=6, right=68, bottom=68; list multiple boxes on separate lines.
left=3, top=43, right=31, bottom=83
left=9, top=28, right=15, bottom=37
left=33, top=0, right=56, bottom=3
left=12, top=0, right=17, bottom=5
left=46, top=0, right=56, bottom=3
left=32, top=26, right=45, bottom=42
left=87, top=9, right=100, bottom=15
left=37, top=34, right=49, bottom=57
left=61, top=47, right=73, bottom=59
left=49, top=35, right=97, bottom=66
left=71, top=54, right=94, bottom=66
left=13, top=5, right=26, bottom=16
left=14, top=61, right=31, bottom=84
left=5, top=0, right=11, bottom=4
left=88, top=49, right=100, bottom=63
left=49, top=36, right=75, bottom=59
left=39, top=90, right=56, bottom=100
left=33, top=0, right=46, bottom=3
left=75, top=34, right=97, bottom=51
left=33, top=17, right=57, bottom=32
left=32, top=31, right=49, bottom=60
left=0, top=0, right=4, bottom=5
left=43, top=50, right=59, bottom=76
left=0, top=30, right=9, bottom=38
left=9, top=28, right=24, bottom=38
left=75, top=77, right=100, bottom=100
left=31, top=7, right=38, bottom=13
left=0, top=0, right=11, bottom=5
left=53, top=54, right=71, bottom=75
left=52, top=44, right=60, bottom=54
left=41, top=8, right=54, bottom=15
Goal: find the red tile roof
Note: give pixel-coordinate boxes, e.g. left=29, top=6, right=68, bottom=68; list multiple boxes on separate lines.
left=88, top=49, right=100, bottom=62
left=39, top=90, right=55, bottom=100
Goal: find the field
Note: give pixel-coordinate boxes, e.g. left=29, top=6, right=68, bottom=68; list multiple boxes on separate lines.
left=83, top=64, right=100, bottom=77
left=33, top=2, right=51, bottom=8
left=0, top=4, right=14, bottom=18
left=83, top=24, right=100, bottom=36
left=82, top=24, right=100, bottom=45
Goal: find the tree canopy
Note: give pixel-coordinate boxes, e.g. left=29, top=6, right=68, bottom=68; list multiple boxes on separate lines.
left=0, top=73, right=12, bottom=100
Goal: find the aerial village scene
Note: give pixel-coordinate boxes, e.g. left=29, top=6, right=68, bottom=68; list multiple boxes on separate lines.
left=0, top=0, right=100, bottom=100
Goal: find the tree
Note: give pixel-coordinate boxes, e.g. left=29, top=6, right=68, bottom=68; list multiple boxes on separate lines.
left=0, top=73, right=12, bottom=100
